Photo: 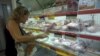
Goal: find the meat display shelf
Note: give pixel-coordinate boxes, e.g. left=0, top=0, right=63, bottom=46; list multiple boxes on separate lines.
left=24, top=27, right=77, bottom=37
left=78, top=31, right=100, bottom=41
left=78, top=9, right=100, bottom=14
left=51, top=30, right=100, bottom=41
left=54, top=11, right=77, bottom=16
left=35, top=35, right=76, bottom=56
left=79, top=34, right=100, bottom=41
left=40, top=11, right=77, bottom=17
left=24, top=27, right=100, bottom=41
left=36, top=34, right=100, bottom=56
left=50, top=30, right=77, bottom=37
left=36, top=41, right=76, bottom=56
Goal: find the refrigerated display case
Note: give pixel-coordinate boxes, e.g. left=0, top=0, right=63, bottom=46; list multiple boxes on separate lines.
left=12, top=0, right=100, bottom=56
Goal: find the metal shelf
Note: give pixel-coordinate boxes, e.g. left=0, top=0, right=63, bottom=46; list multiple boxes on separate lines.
left=78, top=9, right=100, bottom=14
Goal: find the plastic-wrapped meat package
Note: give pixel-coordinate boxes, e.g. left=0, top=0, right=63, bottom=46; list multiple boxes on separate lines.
left=53, top=26, right=61, bottom=30
left=48, top=23, right=57, bottom=29
left=61, top=40, right=72, bottom=47
left=44, top=23, right=57, bottom=32
left=53, top=38, right=63, bottom=46
left=53, top=37, right=70, bottom=46
left=70, top=43, right=84, bottom=51
left=61, top=25, right=68, bottom=31
left=67, top=22, right=80, bottom=31
left=64, top=20, right=71, bottom=25
left=87, top=26, right=97, bottom=33
left=82, top=20, right=94, bottom=27
left=87, top=25, right=100, bottom=33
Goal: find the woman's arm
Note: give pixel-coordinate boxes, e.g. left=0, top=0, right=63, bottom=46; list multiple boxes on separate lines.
left=6, top=20, right=47, bottom=43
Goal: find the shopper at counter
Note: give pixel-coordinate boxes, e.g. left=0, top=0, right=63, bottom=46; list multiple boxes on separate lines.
left=4, top=6, right=57, bottom=56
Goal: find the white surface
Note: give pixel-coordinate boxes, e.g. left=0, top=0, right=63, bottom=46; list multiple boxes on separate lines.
left=36, top=33, right=100, bottom=56
left=36, top=33, right=77, bottom=55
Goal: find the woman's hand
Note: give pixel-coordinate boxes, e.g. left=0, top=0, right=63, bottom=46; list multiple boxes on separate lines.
left=30, top=33, right=48, bottom=40
left=38, top=33, right=48, bottom=39
left=26, top=32, right=33, bottom=35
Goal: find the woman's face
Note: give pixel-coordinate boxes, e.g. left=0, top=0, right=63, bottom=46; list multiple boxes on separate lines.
left=21, top=14, right=29, bottom=23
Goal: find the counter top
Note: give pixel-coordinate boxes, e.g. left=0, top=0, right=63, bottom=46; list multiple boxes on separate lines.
left=36, top=34, right=76, bottom=56
left=34, top=33, right=100, bottom=56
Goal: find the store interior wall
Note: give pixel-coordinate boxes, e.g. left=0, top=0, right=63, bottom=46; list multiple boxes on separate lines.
left=0, top=2, right=6, bottom=51
left=0, top=0, right=12, bottom=51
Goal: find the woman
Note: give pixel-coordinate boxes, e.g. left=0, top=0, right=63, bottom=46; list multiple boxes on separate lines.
left=4, top=6, right=48, bottom=56
left=5, top=6, right=57, bottom=56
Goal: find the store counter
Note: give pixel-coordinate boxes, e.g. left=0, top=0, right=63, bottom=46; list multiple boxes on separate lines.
left=24, top=28, right=100, bottom=56
left=34, top=33, right=76, bottom=56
